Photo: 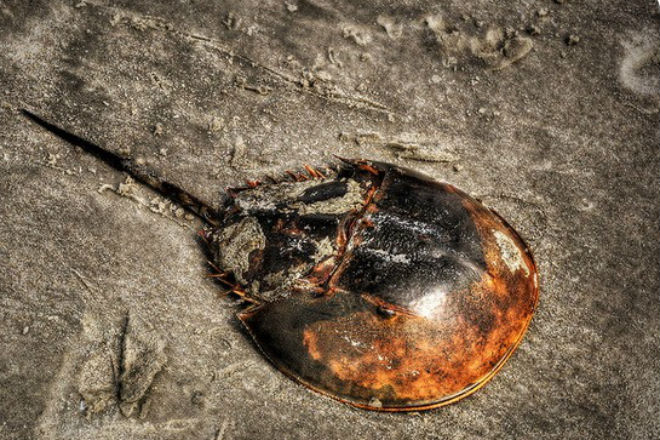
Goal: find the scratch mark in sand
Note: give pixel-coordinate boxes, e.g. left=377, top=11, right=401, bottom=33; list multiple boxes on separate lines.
left=81, top=2, right=394, bottom=116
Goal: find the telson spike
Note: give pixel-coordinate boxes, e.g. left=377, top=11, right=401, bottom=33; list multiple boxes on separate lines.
left=21, top=109, right=219, bottom=226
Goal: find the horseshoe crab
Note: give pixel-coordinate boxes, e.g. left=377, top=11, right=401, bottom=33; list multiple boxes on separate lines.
left=22, top=109, right=539, bottom=411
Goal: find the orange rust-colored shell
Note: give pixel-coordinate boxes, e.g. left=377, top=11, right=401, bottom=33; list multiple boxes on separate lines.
left=236, top=161, right=539, bottom=411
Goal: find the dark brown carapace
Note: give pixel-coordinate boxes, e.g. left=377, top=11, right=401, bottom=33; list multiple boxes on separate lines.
left=23, top=110, right=539, bottom=412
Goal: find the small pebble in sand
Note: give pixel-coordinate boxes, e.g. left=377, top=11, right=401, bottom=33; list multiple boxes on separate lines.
left=526, top=24, right=541, bottom=36
left=566, top=34, right=580, bottom=46
left=208, top=117, right=224, bottom=133
left=368, top=397, right=383, bottom=408
left=285, top=2, right=298, bottom=12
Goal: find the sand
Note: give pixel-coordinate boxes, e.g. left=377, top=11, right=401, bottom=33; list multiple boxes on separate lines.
left=1, top=1, right=658, bottom=438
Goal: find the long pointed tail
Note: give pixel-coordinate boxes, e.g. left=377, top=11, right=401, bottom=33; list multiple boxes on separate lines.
left=21, top=109, right=219, bottom=226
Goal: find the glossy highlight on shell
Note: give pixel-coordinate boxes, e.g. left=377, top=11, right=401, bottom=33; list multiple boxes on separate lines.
left=213, top=159, right=539, bottom=411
